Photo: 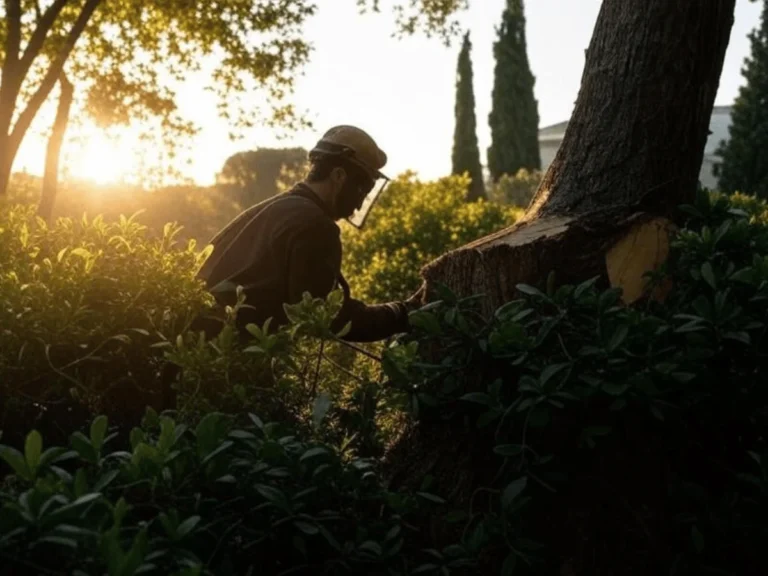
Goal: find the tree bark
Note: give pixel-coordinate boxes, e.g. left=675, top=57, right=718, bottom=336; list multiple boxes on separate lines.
left=421, top=0, right=735, bottom=311
left=0, top=0, right=101, bottom=197
left=390, top=1, right=738, bottom=574
left=38, top=73, right=74, bottom=223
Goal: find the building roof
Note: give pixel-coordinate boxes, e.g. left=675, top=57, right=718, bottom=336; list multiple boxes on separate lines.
left=538, top=105, right=734, bottom=140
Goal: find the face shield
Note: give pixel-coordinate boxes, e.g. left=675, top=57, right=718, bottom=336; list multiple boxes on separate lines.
left=347, top=175, right=390, bottom=229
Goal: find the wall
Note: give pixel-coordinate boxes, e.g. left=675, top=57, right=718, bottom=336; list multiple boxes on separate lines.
left=538, top=106, right=733, bottom=190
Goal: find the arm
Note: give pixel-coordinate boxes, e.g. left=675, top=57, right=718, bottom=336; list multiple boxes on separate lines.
left=332, top=275, right=412, bottom=343
left=285, top=222, right=412, bottom=342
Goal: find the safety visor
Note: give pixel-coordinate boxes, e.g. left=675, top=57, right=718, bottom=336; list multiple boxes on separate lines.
left=347, top=174, right=390, bottom=229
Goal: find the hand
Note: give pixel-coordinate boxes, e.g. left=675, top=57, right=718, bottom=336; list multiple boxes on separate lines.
left=403, top=283, right=426, bottom=312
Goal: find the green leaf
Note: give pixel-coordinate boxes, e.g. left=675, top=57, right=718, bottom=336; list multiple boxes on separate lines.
left=691, top=525, right=704, bottom=554
left=501, top=552, right=518, bottom=576
left=90, top=416, right=108, bottom=452
left=607, top=325, right=629, bottom=352
left=176, top=516, right=201, bottom=539
left=459, top=392, right=491, bottom=405
left=38, top=535, right=78, bottom=549
left=417, top=492, right=446, bottom=504
left=701, top=262, right=716, bottom=289
left=502, top=477, right=527, bottom=510
left=358, top=541, right=383, bottom=556
left=311, top=392, right=332, bottom=430
left=300, top=447, right=329, bottom=462
left=539, top=362, right=570, bottom=386
left=493, top=444, right=523, bottom=457
left=0, top=445, right=29, bottom=480
left=294, top=520, right=319, bottom=535
left=516, top=284, right=544, bottom=298
left=94, top=470, right=119, bottom=492
left=70, top=432, right=97, bottom=463
left=24, top=430, right=42, bottom=478
left=255, top=484, right=287, bottom=507
left=602, top=382, right=630, bottom=396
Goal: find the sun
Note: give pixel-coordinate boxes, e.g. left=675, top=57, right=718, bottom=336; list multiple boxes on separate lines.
left=66, top=130, right=132, bottom=185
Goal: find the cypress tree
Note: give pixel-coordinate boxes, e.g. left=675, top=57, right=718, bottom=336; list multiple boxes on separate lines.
left=452, top=31, right=486, bottom=201
left=487, top=0, right=540, bottom=182
left=714, top=0, right=768, bottom=198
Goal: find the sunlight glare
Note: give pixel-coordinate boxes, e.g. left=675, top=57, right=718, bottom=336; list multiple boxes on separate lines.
left=66, top=131, right=130, bottom=185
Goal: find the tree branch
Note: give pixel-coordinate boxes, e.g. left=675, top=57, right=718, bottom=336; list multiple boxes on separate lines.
left=18, top=0, right=73, bottom=79
left=4, top=0, right=22, bottom=65
left=0, top=0, right=24, bottom=135
left=8, top=0, right=102, bottom=154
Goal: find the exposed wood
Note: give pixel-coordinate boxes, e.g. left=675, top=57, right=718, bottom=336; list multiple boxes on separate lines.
left=605, top=217, right=675, bottom=304
left=420, top=0, right=736, bottom=308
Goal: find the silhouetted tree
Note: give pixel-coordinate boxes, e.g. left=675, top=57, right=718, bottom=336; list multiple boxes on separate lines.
left=487, top=0, right=540, bottom=181
left=217, top=147, right=308, bottom=206
left=452, top=32, right=486, bottom=201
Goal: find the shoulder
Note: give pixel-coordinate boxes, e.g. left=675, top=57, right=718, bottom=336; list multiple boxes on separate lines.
left=268, top=194, right=340, bottom=247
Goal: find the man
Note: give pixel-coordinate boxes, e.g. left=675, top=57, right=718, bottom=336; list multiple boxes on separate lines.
left=194, top=125, right=423, bottom=342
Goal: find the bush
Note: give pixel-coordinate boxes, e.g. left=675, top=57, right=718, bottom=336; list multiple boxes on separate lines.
left=4, top=173, right=244, bottom=246
left=383, top=188, right=768, bottom=574
left=341, top=172, right=520, bottom=303
left=0, top=411, right=465, bottom=575
left=486, top=169, right=542, bottom=208
left=4, top=179, right=768, bottom=575
left=0, top=204, right=213, bottom=442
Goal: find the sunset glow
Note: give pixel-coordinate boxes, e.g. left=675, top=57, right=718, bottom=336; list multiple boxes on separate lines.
left=65, top=131, right=130, bottom=185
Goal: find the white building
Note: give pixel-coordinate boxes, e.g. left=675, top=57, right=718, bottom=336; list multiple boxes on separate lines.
left=537, top=105, right=733, bottom=190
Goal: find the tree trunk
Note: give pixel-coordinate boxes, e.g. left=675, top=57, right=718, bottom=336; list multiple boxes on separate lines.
left=389, top=1, right=737, bottom=574
left=38, top=73, right=74, bottom=222
left=422, top=0, right=735, bottom=313
left=0, top=0, right=101, bottom=197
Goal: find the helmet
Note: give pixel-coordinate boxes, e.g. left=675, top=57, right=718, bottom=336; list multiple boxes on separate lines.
left=309, top=125, right=391, bottom=228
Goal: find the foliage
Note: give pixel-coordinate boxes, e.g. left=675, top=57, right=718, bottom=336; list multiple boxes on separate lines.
left=217, top=148, right=308, bottom=207
left=487, top=0, right=541, bottom=181
left=714, top=0, right=768, bottom=198
left=341, top=172, right=520, bottom=303
left=6, top=173, right=244, bottom=246
left=0, top=410, right=468, bottom=575
left=487, top=168, right=542, bottom=208
left=0, top=0, right=318, bottom=201
left=166, top=286, right=409, bottom=459
left=383, top=188, right=768, bottom=573
left=452, top=32, right=485, bottom=202
left=0, top=202, right=213, bottom=441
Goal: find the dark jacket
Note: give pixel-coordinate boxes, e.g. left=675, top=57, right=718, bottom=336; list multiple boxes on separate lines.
left=195, top=184, right=409, bottom=342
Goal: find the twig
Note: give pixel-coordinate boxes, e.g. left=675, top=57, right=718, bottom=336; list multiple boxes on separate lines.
left=321, top=353, right=367, bottom=384
left=334, top=338, right=382, bottom=362
left=311, top=340, right=324, bottom=397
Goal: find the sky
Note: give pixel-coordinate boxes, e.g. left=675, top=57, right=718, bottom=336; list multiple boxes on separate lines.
left=13, top=0, right=765, bottom=187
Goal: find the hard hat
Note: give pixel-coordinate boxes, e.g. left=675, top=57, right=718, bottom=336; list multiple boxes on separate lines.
left=309, top=125, right=388, bottom=181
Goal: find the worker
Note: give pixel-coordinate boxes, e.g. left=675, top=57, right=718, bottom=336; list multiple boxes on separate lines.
left=193, top=125, right=424, bottom=343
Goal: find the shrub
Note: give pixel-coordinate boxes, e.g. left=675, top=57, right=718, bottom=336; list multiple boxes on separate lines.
left=0, top=411, right=467, bottom=575
left=383, top=188, right=768, bottom=574
left=486, top=169, right=542, bottom=208
left=4, top=173, right=244, bottom=246
left=0, top=204, right=213, bottom=442
left=341, top=172, right=520, bottom=303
